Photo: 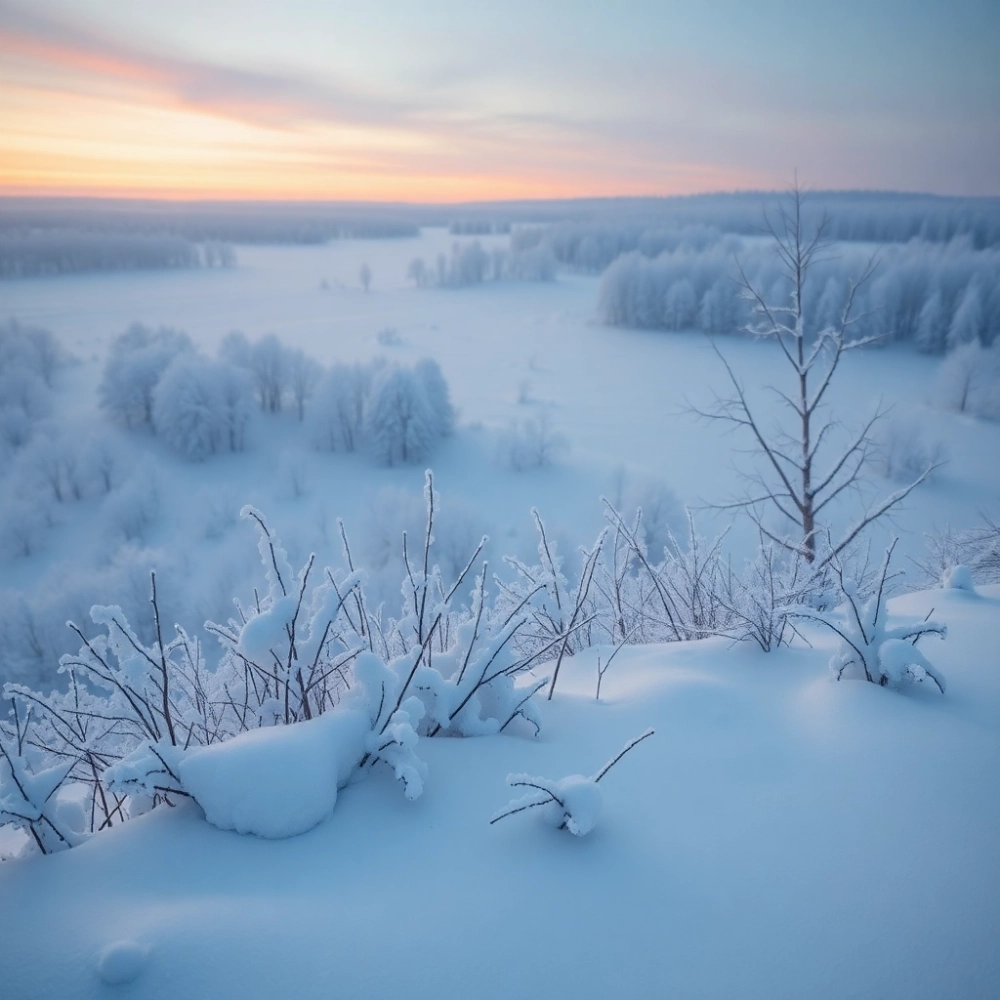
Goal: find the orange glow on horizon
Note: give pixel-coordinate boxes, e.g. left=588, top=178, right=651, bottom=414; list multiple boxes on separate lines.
left=0, top=15, right=765, bottom=205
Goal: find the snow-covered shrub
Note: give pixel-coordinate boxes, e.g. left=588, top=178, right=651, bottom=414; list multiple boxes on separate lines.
left=941, top=565, right=975, bottom=592
left=491, top=729, right=654, bottom=837
left=0, top=477, right=548, bottom=854
left=495, top=510, right=606, bottom=698
left=793, top=541, right=947, bottom=691
left=916, top=513, right=1000, bottom=587
left=613, top=474, right=684, bottom=562
left=99, top=324, right=192, bottom=429
left=498, top=411, right=568, bottom=471
left=870, top=417, right=947, bottom=482
left=935, top=341, right=1000, bottom=419
left=152, top=354, right=253, bottom=460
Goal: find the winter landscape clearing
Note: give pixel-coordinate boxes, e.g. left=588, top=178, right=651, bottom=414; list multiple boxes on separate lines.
left=1, top=212, right=999, bottom=1000
left=2, top=2, right=1000, bottom=997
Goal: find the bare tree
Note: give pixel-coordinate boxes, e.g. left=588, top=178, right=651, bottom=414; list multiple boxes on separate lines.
left=694, top=180, right=934, bottom=571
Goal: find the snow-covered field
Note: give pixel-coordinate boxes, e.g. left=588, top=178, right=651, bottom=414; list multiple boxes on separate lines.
left=2, top=228, right=999, bottom=999
left=3, top=230, right=997, bottom=604
left=1, top=583, right=997, bottom=1000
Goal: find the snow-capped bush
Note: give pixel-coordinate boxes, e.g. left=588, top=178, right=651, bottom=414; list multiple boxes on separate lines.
left=871, top=418, right=947, bottom=482
left=916, top=514, right=1000, bottom=587
left=941, top=565, right=975, bottom=592
left=497, top=412, right=568, bottom=471
left=0, top=477, right=545, bottom=854
left=491, top=729, right=654, bottom=837
left=793, top=541, right=947, bottom=691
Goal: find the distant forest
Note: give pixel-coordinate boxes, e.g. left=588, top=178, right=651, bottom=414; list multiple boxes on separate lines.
left=1, top=190, right=999, bottom=277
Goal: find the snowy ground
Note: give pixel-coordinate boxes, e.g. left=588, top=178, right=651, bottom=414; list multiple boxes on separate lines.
left=2, top=229, right=999, bottom=998
left=1, top=583, right=997, bottom=1000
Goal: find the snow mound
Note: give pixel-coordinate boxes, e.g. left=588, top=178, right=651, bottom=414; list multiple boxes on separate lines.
left=97, top=941, right=149, bottom=985
left=178, top=709, right=370, bottom=838
left=546, top=775, right=604, bottom=836
left=942, top=564, right=976, bottom=592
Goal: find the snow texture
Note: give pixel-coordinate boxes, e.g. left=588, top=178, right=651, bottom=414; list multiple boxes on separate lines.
left=177, top=709, right=370, bottom=838
left=942, top=564, right=976, bottom=592
left=97, top=942, right=149, bottom=985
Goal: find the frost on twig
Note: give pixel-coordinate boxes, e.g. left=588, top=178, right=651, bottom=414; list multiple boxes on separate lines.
left=490, top=728, right=654, bottom=837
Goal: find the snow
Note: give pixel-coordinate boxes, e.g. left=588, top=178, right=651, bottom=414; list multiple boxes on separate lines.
left=1, top=230, right=999, bottom=998
left=942, top=563, right=976, bottom=591
left=96, top=941, right=149, bottom=985
left=177, top=708, right=370, bottom=838
left=2, top=585, right=998, bottom=999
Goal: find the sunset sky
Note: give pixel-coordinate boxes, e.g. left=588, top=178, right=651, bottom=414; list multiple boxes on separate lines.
left=1, top=0, right=998, bottom=202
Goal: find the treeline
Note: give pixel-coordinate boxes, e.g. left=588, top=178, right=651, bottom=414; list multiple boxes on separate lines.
left=407, top=240, right=556, bottom=287
left=598, top=236, right=1000, bottom=352
left=0, top=200, right=420, bottom=245
left=513, top=222, right=727, bottom=273
left=0, top=231, right=235, bottom=278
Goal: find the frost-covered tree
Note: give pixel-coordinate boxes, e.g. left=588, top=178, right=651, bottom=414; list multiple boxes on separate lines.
left=407, top=257, right=428, bottom=287
left=152, top=355, right=253, bottom=459
left=309, top=362, right=374, bottom=452
left=367, top=366, right=438, bottom=466
left=288, top=348, right=323, bottom=422
left=663, top=279, right=697, bottom=331
left=915, top=289, right=947, bottom=353
left=0, top=320, right=61, bottom=387
left=693, top=181, right=933, bottom=569
left=99, top=324, right=192, bottom=429
left=415, top=358, right=455, bottom=438
left=249, top=333, right=289, bottom=413
left=359, top=262, right=372, bottom=292
left=946, top=278, right=985, bottom=349
left=936, top=341, right=1000, bottom=419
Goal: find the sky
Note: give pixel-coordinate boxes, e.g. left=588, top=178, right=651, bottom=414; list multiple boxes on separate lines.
left=1, top=0, right=998, bottom=202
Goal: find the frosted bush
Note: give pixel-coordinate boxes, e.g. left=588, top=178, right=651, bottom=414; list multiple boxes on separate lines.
left=0, top=480, right=546, bottom=854
left=871, top=418, right=946, bottom=482
left=498, top=412, right=568, bottom=471
left=793, top=541, right=947, bottom=692
left=941, top=564, right=975, bottom=592
left=491, top=730, right=654, bottom=837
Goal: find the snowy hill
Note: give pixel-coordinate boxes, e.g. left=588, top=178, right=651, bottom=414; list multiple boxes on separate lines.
left=2, top=584, right=997, bottom=1000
